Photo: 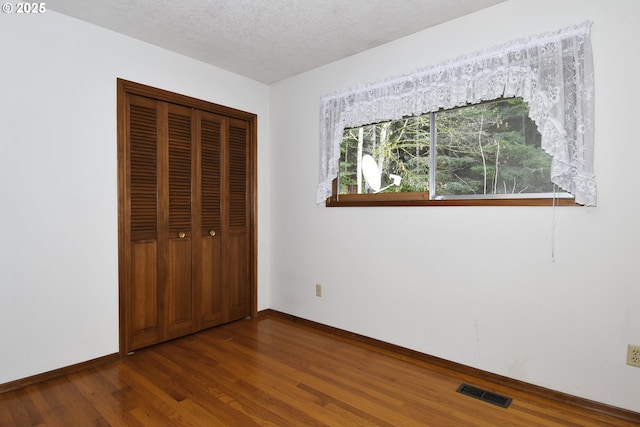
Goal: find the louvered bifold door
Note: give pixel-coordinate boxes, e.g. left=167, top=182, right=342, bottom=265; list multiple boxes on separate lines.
left=119, top=79, right=256, bottom=355
left=164, top=103, right=195, bottom=339
left=196, top=111, right=224, bottom=329
left=224, top=118, right=251, bottom=322
left=127, top=94, right=163, bottom=350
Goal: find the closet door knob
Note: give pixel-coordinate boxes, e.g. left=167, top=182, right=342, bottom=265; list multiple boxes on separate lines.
left=177, top=231, right=186, bottom=239
left=209, top=230, right=216, bottom=237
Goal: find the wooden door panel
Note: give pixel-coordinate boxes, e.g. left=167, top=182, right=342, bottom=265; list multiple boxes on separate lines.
left=200, top=113, right=222, bottom=238
left=167, top=105, right=193, bottom=236
left=196, top=111, right=224, bottom=328
left=127, top=94, right=163, bottom=351
left=224, top=119, right=250, bottom=322
left=165, top=238, right=193, bottom=338
left=227, top=120, right=248, bottom=232
left=129, top=96, right=159, bottom=242
left=130, top=241, right=161, bottom=349
left=164, top=104, right=194, bottom=338
left=198, top=237, right=223, bottom=328
left=225, top=234, right=250, bottom=322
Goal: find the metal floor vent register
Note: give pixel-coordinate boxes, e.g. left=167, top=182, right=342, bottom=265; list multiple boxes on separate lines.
left=456, top=384, right=512, bottom=408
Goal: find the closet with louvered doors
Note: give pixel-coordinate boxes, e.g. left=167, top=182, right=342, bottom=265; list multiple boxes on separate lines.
left=118, top=79, right=256, bottom=355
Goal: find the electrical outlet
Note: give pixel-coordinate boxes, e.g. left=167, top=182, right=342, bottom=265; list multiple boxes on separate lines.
left=627, top=344, right=640, bottom=368
left=315, top=284, right=322, bottom=297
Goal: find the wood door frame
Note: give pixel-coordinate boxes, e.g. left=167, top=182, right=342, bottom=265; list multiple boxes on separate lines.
left=117, top=78, right=258, bottom=357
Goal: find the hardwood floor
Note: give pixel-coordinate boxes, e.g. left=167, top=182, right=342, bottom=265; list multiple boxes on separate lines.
left=1, top=313, right=638, bottom=426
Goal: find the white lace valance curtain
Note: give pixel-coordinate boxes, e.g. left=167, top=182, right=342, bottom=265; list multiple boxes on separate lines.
left=317, top=22, right=595, bottom=205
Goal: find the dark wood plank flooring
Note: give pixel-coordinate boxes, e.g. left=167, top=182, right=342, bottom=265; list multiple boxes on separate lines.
left=1, top=313, right=638, bottom=426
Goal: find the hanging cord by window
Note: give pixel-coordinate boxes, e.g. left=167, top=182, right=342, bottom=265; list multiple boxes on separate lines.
left=551, top=185, right=559, bottom=262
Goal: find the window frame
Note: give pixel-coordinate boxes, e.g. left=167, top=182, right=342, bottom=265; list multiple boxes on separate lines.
left=327, top=100, right=578, bottom=207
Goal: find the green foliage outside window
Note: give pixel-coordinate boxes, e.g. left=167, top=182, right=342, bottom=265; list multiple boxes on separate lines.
left=339, top=98, right=556, bottom=198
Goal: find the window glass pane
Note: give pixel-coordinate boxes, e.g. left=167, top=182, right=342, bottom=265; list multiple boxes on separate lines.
left=435, top=98, right=554, bottom=197
left=337, top=97, right=561, bottom=201
left=340, top=117, right=430, bottom=195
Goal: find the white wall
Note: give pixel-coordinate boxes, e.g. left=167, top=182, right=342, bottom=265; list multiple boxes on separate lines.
left=270, top=0, right=640, bottom=413
left=0, top=11, right=270, bottom=384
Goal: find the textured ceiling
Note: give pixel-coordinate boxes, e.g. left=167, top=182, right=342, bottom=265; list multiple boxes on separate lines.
left=48, top=0, right=506, bottom=84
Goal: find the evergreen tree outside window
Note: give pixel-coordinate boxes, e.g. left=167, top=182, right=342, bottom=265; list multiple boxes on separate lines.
left=338, top=98, right=573, bottom=202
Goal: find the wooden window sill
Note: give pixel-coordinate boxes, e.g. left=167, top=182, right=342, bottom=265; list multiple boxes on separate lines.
left=326, top=192, right=578, bottom=207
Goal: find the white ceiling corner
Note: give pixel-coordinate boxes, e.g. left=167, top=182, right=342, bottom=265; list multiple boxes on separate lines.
left=47, top=0, right=506, bottom=84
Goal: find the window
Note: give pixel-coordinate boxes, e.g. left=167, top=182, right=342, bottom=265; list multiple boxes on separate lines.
left=318, top=22, right=595, bottom=207
left=331, top=98, right=575, bottom=206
